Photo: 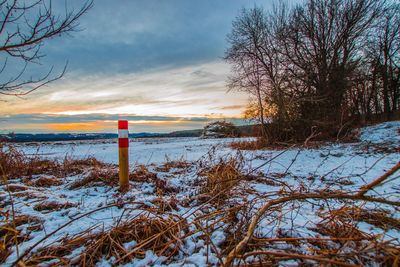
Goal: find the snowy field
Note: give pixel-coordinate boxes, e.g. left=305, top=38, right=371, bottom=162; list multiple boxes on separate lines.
left=1, top=121, right=399, bottom=266
left=15, top=137, right=247, bottom=165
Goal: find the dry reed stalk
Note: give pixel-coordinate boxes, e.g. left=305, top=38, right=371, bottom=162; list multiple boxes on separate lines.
left=199, top=155, right=245, bottom=200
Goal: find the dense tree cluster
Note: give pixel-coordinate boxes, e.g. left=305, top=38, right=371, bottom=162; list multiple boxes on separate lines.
left=226, top=0, right=399, bottom=143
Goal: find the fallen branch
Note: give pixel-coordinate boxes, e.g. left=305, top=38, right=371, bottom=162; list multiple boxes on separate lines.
left=223, top=191, right=400, bottom=266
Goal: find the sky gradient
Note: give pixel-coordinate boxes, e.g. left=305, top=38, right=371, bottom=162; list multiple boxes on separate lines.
left=0, top=0, right=269, bottom=133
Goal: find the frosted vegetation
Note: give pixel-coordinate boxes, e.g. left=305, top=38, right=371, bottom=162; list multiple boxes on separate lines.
left=0, top=121, right=399, bottom=266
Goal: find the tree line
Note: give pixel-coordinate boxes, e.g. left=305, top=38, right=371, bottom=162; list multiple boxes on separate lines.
left=225, top=0, right=399, bottom=143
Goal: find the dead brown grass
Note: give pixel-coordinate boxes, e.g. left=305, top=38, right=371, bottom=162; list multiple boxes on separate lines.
left=130, top=165, right=177, bottom=194
left=0, top=215, right=42, bottom=263
left=0, top=146, right=108, bottom=181
left=6, top=184, right=29, bottom=192
left=24, top=176, right=64, bottom=187
left=349, top=207, right=400, bottom=231
left=61, top=157, right=106, bottom=176
left=229, top=138, right=267, bottom=150
left=199, top=156, right=244, bottom=198
left=25, top=213, right=187, bottom=266
left=155, top=159, right=191, bottom=173
left=33, top=201, right=77, bottom=212
left=313, top=206, right=371, bottom=239
left=129, top=165, right=156, bottom=182
left=68, top=164, right=177, bottom=194
left=69, top=168, right=119, bottom=189
left=150, top=196, right=179, bottom=212
left=81, top=214, right=185, bottom=265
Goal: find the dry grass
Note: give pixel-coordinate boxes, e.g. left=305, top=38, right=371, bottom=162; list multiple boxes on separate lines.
left=81, top=214, right=185, bottom=265
left=348, top=207, right=400, bottom=231
left=68, top=164, right=177, bottom=194
left=229, top=138, right=267, bottom=150
left=155, top=159, right=191, bottom=173
left=61, top=157, right=107, bottom=176
left=129, top=165, right=157, bottom=182
left=199, top=156, right=244, bottom=198
left=0, top=146, right=108, bottom=181
left=33, top=201, right=77, bottom=212
left=150, top=196, right=179, bottom=212
left=25, top=213, right=187, bottom=266
left=0, top=215, right=42, bottom=263
left=5, top=184, right=29, bottom=192
left=69, top=168, right=119, bottom=189
left=0, top=147, right=58, bottom=179
left=313, top=206, right=371, bottom=239
left=130, top=165, right=177, bottom=194
left=24, top=176, right=64, bottom=187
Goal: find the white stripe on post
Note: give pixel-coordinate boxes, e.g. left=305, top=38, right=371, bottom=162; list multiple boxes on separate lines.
left=118, top=129, right=129, bottom=138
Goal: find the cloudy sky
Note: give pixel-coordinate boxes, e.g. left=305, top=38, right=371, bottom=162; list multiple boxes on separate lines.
left=0, top=0, right=270, bottom=133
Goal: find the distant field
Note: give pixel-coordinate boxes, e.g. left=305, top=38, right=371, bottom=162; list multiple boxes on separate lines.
left=14, top=137, right=252, bottom=165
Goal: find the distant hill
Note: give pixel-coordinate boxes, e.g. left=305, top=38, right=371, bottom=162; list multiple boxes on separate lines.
left=149, top=124, right=258, bottom=138
left=0, top=132, right=159, bottom=143
left=1, top=125, right=259, bottom=142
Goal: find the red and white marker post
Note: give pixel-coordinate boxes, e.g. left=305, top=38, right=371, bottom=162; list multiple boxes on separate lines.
left=118, top=120, right=129, bottom=191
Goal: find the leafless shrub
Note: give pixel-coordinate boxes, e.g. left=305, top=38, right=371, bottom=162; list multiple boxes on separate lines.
left=198, top=152, right=246, bottom=202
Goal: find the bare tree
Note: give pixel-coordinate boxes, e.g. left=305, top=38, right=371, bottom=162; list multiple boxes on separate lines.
left=226, top=0, right=397, bottom=144
left=0, top=0, right=93, bottom=96
left=225, top=5, right=289, bottom=141
left=281, top=0, right=384, bottom=124
left=367, top=2, right=400, bottom=119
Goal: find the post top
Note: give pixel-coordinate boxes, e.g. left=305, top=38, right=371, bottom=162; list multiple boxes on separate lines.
left=118, top=120, right=128, bottom=129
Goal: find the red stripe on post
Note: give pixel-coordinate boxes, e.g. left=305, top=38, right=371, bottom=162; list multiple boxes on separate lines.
left=118, top=120, right=129, bottom=148
left=119, top=138, right=129, bottom=148
left=118, top=120, right=128, bottom=130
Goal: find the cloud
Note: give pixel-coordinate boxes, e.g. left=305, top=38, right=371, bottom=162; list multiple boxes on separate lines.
left=0, top=60, right=248, bottom=118
left=0, top=0, right=273, bottom=133
left=0, top=113, right=246, bottom=133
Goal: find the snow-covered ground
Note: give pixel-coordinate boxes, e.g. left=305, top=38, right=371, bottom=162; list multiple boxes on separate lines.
left=16, top=137, right=249, bottom=165
left=1, top=121, right=399, bottom=266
